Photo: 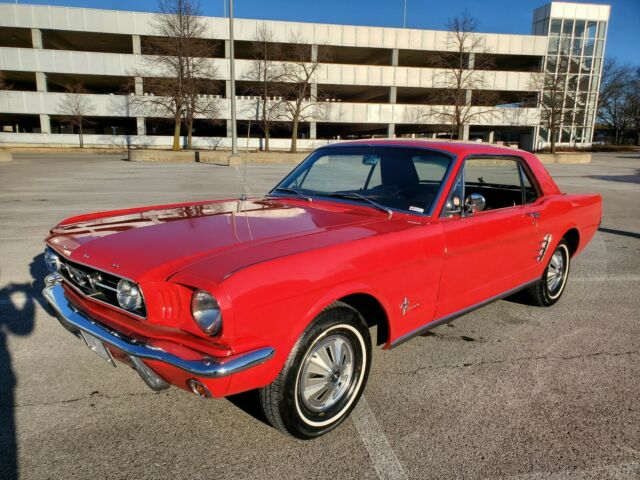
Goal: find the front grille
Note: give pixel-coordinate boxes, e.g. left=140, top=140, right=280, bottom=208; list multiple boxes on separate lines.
left=57, top=257, right=146, bottom=318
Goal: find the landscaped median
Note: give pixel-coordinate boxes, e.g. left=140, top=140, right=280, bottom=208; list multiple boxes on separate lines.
left=127, top=150, right=308, bottom=165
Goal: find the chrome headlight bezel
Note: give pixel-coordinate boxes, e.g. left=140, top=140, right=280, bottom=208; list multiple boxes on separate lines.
left=116, top=278, right=143, bottom=312
left=191, top=290, right=223, bottom=336
left=44, top=247, right=62, bottom=272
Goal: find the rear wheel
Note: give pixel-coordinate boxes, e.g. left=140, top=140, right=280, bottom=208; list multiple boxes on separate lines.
left=260, top=302, right=371, bottom=439
left=526, top=240, right=571, bottom=306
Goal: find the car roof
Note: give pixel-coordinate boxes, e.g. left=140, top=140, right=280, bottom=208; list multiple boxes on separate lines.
left=321, top=139, right=528, bottom=157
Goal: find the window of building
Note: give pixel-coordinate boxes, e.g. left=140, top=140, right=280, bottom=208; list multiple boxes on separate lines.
left=574, top=20, right=586, bottom=38
left=562, top=19, right=574, bottom=36
left=595, top=40, right=604, bottom=58
left=586, top=21, right=597, bottom=38
left=550, top=19, right=562, bottom=35
left=597, top=22, right=607, bottom=39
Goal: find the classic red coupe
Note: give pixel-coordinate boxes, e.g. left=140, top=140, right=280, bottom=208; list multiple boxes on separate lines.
left=43, top=140, right=601, bottom=438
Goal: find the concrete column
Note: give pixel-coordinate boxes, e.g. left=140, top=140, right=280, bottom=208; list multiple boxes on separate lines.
left=225, top=80, right=231, bottom=98
left=132, top=35, right=142, bottom=55
left=310, top=83, right=318, bottom=101
left=391, top=48, right=399, bottom=66
left=136, top=117, right=146, bottom=136
left=224, top=40, right=230, bottom=58
left=388, top=123, right=396, bottom=138
left=458, top=124, right=470, bottom=141
left=35, top=72, right=47, bottom=92
left=488, top=130, right=495, bottom=143
left=31, top=28, right=43, bottom=49
left=134, top=76, right=143, bottom=95
left=389, top=86, right=397, bottom=104
left=311, top=44, right=318, bottom=62
left=39, top=114, right=51, bottom=134
left=462, top=52, right=474, bottom=142
left=310, top=122, right=317, bottom=139
left=227, top=119, right=234, bottom=137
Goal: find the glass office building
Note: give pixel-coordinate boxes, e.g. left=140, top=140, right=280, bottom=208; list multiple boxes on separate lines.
left=533, top=2, right=610, bottom=148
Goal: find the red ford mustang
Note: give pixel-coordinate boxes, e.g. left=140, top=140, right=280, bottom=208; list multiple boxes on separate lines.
left=43, top=140, right=601, bottom=438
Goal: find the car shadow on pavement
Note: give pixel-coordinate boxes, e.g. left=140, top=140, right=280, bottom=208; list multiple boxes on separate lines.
left=225, top=390, right=270, bottom=427
left=0, top=254, right=46, bottom=480
left=588, top=169, right=640, bottom=184
left=598, top=227, right=640, bottom=240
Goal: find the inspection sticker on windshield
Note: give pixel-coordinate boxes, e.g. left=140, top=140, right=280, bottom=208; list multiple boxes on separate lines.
left=409, top=206, right=424, bottom=213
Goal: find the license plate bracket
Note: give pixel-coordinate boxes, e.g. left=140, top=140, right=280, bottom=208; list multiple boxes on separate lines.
left=80, top=331, right=116, bottom=367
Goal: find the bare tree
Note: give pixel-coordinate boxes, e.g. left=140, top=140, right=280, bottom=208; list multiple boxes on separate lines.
left=137, top=0, right=219, bottom=150
left=433, top=13, right=496, bottom=139
left=598, top=58, right=634, bottom=145
left=279, top=35, right=325, bottom=153
left=57, top=83, right=95, bottom=148
left=243, top=24, right=287, bottom=151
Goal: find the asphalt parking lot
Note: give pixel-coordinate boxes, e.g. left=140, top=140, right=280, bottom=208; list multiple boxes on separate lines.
left=1, top=150, right=639, bottom=480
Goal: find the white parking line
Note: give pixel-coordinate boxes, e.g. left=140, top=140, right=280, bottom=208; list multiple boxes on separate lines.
left=573, top=274, right=640, bottom=282
left=497, top=461, right=640, bottom=479
left=351, top=395, right=407, bottom=480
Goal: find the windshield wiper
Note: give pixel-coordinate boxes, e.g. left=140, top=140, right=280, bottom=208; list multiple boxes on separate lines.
left=322, top=192, right=393, bottom=218
left=271, top=187, right=312, bottom=202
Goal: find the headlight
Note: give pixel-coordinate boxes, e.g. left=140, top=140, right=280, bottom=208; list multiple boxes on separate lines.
left=191, top=290, right=222, bottom=335
left=44, top=248, right=61, bottom=272
left=116, top=279, right=143, bottom=311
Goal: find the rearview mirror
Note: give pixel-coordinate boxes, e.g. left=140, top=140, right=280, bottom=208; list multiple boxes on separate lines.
left=362, top=155, right=379, bottom=166
left=464, top=193, right=486, bottom=214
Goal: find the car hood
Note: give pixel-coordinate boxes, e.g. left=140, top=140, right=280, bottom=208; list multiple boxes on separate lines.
left=46, top=198, right=393, bottom=282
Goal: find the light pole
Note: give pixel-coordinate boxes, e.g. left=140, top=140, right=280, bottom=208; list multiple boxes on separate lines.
left=403, top=0, right=407, bottom=28
left=228, top=0, right=238, bottom=155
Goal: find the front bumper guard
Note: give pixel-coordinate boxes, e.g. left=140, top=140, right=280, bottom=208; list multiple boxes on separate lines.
left=43, top=280, right=275, bottom=382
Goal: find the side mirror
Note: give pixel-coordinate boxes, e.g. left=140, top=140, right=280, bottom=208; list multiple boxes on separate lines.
left=464, top=193, right=486, bottom=214
left=444, top=196, right=462, bottom=215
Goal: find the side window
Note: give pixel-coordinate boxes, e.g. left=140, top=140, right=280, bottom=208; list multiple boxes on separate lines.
left=520, top=165, right=539, bottom=204
left=444, top=157, right=532, bottom=215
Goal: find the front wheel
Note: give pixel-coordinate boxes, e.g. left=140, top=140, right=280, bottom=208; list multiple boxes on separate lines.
left=260, top=302, right=371, bottom=439
left=526, top=239, right=571, bottom=306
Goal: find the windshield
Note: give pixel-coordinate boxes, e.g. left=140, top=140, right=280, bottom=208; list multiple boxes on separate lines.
left=272, top=146, right=453, bottom=215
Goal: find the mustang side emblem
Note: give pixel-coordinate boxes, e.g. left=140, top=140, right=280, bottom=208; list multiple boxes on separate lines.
left=400, top=297, right=420, bottom=315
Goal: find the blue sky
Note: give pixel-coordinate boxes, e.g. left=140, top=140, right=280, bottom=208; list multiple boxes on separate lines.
left=12, top=0, right=640, bottom=64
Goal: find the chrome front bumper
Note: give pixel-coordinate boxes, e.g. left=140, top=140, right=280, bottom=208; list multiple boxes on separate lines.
left=43, top=278, right=275, bottom=381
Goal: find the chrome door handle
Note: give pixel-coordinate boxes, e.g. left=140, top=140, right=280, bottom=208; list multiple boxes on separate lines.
left=526, top=212, right=541, bottom=218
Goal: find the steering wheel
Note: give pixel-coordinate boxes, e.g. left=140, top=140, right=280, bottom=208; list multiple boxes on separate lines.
left=391, top=185, right=421, bottom=199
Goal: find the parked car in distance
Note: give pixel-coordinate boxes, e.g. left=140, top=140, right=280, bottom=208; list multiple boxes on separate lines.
left=43, top=140, right=601, bottom=438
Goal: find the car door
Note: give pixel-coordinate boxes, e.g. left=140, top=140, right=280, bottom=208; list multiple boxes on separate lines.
left=435, top=155, right=543, bottom=319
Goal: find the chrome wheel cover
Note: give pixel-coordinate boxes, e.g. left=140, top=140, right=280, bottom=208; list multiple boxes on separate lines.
left=547, top=250, right=566, bottom=294
left=299, top=333, right=355, bottom=413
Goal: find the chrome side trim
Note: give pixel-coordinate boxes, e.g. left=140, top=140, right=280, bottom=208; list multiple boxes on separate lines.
left=389, top=279, right=539, bottom=349
left=43, top=282, right=275, bottom=378
left=537, top=234, right=552, bottom=261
